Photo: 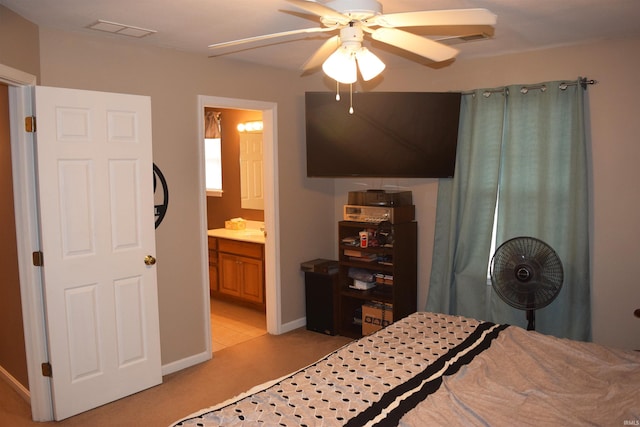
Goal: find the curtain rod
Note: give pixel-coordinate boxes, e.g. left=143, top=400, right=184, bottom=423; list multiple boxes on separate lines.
left=561, top=77, right=597, bottom=90
left=462, top=77, right=597, bottom=97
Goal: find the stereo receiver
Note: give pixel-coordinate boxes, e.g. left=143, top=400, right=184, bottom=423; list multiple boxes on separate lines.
left=343, top=204, right=415, bottom=224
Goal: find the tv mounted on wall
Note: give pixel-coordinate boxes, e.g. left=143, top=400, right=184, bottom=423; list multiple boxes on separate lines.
left=305, top=91, right=461, bottom=178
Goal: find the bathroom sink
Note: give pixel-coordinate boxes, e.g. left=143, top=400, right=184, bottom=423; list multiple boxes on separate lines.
left=210, top=219, right=265, bottom=242
left=208, top=227, right=265, bottom=243
left=237, top=229, right=264, bottom=237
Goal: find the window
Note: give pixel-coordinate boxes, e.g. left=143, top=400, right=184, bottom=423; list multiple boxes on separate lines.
left=205, top=137, right=222, bottom=196
left=204, top=110, right=222, bottom=196
left=487, top=191, right=499, bottom=284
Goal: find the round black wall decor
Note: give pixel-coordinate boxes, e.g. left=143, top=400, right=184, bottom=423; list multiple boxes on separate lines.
left=153, top=163, right=169, bottom=229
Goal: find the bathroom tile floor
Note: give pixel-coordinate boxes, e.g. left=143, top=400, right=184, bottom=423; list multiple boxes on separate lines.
left=210, top=298, right=267, bottom=352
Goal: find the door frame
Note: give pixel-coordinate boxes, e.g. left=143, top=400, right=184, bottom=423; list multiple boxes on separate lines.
left=197, top=95, right=281, bottom=335
left=1, top=64, right=54, bottom=420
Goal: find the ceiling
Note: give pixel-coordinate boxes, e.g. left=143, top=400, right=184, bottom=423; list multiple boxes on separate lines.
left=2, top=0, right=640, bottom=73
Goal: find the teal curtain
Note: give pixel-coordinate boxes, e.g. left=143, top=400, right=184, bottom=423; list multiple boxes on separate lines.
left=427, top=79, right=591, bottom=341
left=426, top=89, right=505, bottom=321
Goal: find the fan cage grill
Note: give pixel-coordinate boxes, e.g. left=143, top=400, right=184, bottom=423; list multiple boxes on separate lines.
left=490, top=237, right=563, bottom=311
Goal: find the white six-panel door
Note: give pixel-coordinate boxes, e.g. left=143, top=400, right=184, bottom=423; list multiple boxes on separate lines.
left=33, top=86, right=161, bottom=420
left=239, top=132, right=264, bottom=210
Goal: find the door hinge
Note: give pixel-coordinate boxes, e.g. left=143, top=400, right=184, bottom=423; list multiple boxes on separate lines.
left=25, top=116, right=36, bottom=133
left=32, top=251, right=44, bottom=267
left=41, top=362, right=52, bottom=378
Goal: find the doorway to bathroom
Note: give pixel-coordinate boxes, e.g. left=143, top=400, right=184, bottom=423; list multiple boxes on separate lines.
left=198, top=95, right=280, bottom=353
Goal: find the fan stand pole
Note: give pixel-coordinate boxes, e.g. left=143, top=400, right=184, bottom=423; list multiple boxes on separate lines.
left=526, top=310, right=535, bottom=331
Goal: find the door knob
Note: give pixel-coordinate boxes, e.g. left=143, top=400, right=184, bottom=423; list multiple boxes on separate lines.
left=144, top=255, right=157, bottom=266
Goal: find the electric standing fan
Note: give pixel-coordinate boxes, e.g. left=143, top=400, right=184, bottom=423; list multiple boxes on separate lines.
left=490, top=237, right=563, bottom=330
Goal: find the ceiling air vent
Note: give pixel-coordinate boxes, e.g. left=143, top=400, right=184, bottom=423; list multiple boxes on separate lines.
left=87, top=19, right=156, bottom=38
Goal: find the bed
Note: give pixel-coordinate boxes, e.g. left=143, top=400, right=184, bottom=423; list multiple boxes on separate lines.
left=171, top=311, right=640, bottom=426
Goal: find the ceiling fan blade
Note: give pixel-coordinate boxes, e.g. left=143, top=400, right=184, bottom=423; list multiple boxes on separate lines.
left=371, top=27, right=459, bottom=62
left=208, top=26, right=334, bottom=50
left=301, top=35, right=340, bottom=71
left=286, top=0, right=350, bottom=25
left=369, top=8, right=497, bottom=28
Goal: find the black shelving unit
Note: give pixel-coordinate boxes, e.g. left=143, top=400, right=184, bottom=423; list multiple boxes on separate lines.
left=337, top=220, right=417, bottom=338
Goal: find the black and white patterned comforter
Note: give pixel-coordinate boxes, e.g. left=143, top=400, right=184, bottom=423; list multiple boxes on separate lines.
left=171, top=312, right=640, bottom=427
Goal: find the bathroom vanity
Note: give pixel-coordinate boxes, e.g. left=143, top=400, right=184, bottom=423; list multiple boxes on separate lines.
left=207, top=226, right=266, bottom=310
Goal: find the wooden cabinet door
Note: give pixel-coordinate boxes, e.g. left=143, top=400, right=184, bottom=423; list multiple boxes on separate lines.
left=218, top=253, right=241, bottom=297
left=208, top=237, right=218, bottom=292
left=208, top=259, right=218, bottom=292
left=238, top=257, right=264, bottom=304
left=216, top=238, right=265, bottom=306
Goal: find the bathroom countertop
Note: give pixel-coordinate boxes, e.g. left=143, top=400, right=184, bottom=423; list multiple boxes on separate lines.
left=207, top=228, right=265, bottom=244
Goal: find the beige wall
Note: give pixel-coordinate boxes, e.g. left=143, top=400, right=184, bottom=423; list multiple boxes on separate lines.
left=333, top=37, right=640, bottom=349
left=0, top=6, right=40, bottom=80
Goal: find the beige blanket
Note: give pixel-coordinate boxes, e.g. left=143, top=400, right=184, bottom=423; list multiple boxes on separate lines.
left=400, top=326, right=640, bottom=426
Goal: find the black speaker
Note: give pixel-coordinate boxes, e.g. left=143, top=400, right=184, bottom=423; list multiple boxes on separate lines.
left=303, top=270, right=339, bottom=335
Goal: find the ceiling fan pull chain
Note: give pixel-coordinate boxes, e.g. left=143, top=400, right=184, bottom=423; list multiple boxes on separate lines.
left=335, top=80, right=341, bottom=101
left=349, top=84, right=354, bottom=114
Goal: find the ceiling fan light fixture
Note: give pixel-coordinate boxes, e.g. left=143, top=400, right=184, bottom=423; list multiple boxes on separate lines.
left=209, top=3, right=498, bottom=82
left=355, top=47, right=385, bottom=81
left=322, top=46, right=357, bottom=84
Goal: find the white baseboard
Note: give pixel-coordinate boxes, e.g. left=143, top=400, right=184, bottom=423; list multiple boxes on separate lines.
left=280, top=317, right=306, bottom=334
left=161, top=316, right=306, bottom=377
left=0, top=364, right=30, bottom=403
left=161, top=350, right=212, bottom=376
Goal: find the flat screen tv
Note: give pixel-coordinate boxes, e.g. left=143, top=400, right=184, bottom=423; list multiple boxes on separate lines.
left=305, top=91, right=461, bottom=178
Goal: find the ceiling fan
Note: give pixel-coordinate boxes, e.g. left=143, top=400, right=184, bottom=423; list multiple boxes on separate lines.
left=208, top=0, right=497, bottom=84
